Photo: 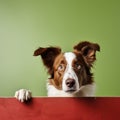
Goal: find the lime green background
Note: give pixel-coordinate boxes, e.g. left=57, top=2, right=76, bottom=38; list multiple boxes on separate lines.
left=0, top=0, right=120, bottom=96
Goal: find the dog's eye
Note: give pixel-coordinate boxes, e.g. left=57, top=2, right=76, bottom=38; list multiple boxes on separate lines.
left=75, top=63, right=81, bottom=70
left=58, top=64, right=64, bottom=71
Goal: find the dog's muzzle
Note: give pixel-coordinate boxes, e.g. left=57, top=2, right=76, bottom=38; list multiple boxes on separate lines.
left=65, top=78, right=77, bottom=92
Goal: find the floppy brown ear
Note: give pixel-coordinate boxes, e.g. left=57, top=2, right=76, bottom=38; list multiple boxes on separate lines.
left=74, top=41, right=100, bottom=66
left=34, top=47, right=61, bottom=74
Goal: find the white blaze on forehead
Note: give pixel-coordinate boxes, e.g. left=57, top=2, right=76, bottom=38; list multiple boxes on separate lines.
left=64, top=52, right=76, bottom=68
left=62, top=52, right=79, bottom=91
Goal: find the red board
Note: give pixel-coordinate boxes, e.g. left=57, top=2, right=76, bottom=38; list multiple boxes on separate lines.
left=0, top=97, right=120, bottom=120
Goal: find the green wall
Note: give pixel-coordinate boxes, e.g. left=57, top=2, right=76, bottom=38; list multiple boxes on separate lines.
left=0, top=0, right=120, bottom=96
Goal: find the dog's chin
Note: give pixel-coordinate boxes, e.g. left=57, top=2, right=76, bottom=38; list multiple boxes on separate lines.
left=65, top=89, right=77, bottom=93
left=64, top=87, right=81, bottom=94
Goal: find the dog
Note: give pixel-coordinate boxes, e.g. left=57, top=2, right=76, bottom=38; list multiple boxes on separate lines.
left=15, top=41, right=100, bottom=102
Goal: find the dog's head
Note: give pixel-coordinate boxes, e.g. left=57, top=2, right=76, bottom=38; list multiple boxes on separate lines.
left=34, top=41, right=100, bottom=93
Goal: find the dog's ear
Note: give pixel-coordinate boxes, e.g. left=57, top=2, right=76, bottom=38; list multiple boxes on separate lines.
left=34, top=47, right=61, bottom=74
left=73, top=41, right=100, bottom=66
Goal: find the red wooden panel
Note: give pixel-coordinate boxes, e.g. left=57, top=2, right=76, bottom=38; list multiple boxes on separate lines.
left=0, top=97, right=120, bottom=120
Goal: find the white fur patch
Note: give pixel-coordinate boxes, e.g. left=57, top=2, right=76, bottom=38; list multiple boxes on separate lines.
left=15, top=89, right=31, bottom=102
left=62, top=52, right=79, bottom=92
left=47, top=52, right=96, bottom=97
left=47, top=82, right=95, bottom=97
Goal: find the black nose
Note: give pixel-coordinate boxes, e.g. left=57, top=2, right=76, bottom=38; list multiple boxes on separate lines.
left=66, top=79, right=75, bottom=88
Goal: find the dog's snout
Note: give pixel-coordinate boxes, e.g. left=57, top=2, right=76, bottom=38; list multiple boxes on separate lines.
left=65, top=79, right=75, bottom=88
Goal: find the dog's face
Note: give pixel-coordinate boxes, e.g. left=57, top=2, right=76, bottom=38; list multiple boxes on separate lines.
left=34, top=41, right=100, bottom=93
left=53, top=52, right=87, bottom=92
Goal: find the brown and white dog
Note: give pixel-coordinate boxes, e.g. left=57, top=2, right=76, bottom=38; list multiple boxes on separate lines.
left=15, top=41, right=100, bottom=102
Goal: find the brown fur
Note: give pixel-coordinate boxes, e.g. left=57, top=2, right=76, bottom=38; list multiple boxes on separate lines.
left=72, top=52, right=94, bottom=86
left=34, top=47, right=61, bottom=76
left=74, top=41, right=100, bottom=67
left=52, top=53, right=67, bottom=89
left=34, top=41, right=100, bottom=91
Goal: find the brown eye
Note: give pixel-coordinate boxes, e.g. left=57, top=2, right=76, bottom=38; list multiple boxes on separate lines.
left=58, top=64, right=64, bottom=71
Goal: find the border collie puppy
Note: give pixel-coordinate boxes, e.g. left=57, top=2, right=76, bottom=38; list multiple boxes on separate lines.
left=15, top=41, right=100, bottom=102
